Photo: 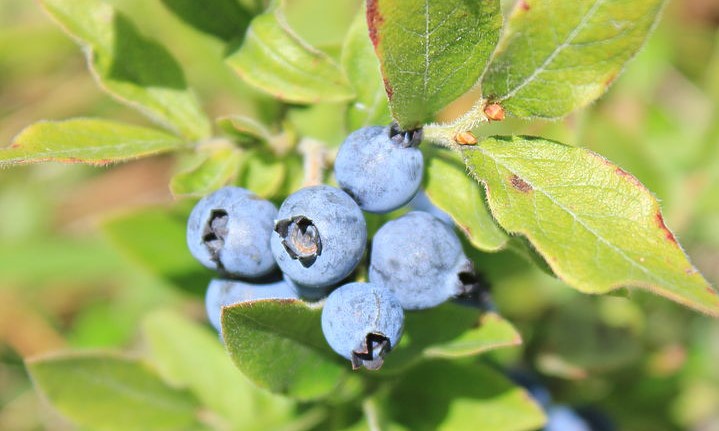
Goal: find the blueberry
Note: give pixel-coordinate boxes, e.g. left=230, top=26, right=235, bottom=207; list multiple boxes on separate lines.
left=187, top=186, right=277, bottom=278
left=205, top=278, right=298, bottom=334
left=369, top=211, right=474, bottom=310
left=545, top=406, right=591, bottom=431
left=334, top=125, right=423, bottom=213
left=282, top=273, right=334, bottom=302
left=321, top=282, right=404, bottom=370
left=271, top=185, right=367, bottom=288
left=408, top=189, right=454, bottom=226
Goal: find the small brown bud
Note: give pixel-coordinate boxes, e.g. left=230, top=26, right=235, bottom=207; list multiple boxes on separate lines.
left=484, top=103, right=505, bottom=121
left=454, top=131, right=478, bottom=145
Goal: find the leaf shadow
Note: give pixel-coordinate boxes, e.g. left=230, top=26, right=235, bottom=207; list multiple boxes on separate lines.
left=106, top=13, right=187, bottom=90
left=381, top=304, right=481, bottom=372
left=388, top=360, right=528, bottom=430
left=160, top=0, right=251, bottom=43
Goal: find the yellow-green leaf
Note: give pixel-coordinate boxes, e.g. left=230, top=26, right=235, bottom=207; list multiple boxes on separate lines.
left=341, top=6, right=390, bottom=130
left=424, top=146, right=508, bottom=251
left=462, top=135, right=719, bottom=316
left=170, top=142, right=244, bottom=198
left=40, top=0, right=211, bottom=140
left=26, top=352, right=199, bottom=431
left=226, top=10, right=355, bottom=104
left=142, top=310, right=293, bottom=428
left=481, top=0, right=666, bottom=119
left=1, top=119, right=185, bottom=167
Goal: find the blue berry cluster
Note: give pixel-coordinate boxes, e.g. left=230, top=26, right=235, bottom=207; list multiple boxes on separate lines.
left=187, top=125, right=481, bottom=370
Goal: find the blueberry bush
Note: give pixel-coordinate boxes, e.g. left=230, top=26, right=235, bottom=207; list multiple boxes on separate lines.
left=1, top=0, right=719, bottom=430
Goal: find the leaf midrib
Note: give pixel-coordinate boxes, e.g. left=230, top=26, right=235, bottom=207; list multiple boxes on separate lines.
left=498, top=0, right=605, bottom=101
left=1, top=139, right=180, bottom=158
left=248, top=20, right=346, bottom=90
left=465, top=144, right=672, bottom=290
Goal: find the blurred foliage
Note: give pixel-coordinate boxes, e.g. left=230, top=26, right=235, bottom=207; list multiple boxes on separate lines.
left=0, top=0, right=718, bottom=430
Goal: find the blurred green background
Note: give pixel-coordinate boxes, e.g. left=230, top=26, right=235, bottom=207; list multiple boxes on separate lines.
left=1, top=0, right=718, bottom=430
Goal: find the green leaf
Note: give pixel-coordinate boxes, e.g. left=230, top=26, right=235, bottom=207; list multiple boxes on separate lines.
left=286, top=103, right=348, bottom=148
left=423, top=146, right=508, bottom=251
left=170, top=141, right=244, bottom=198
left=160, top=0, right=251, bottom=42
left=217, top=115, right=274, bottom=144
left=223, top=299, right=346, bottom=400
left=462, top=135, right=719, bottom=316
left=0, top=119, right=185, bottom=167
left=423, top=312, right=522, bottom=358
left=226, top=10, right=355, bottom=104
left=40, top=0, right=211, bottom=140
left=101, top=206, right=212, bottom=295
left=387, top=360, right=546, bottom=431
left=383, top=304, right=521, bottom=372
left=367, top=0, right=502, bottom=129
left=142, top=310, right=293, bottom=428
left=341, top=7, right=390, bottom=130
left=26, top=352, right=199, bottom=431
left=481, top=0, right=666, bottom=119
left=236, top=149, right=287, bottom=199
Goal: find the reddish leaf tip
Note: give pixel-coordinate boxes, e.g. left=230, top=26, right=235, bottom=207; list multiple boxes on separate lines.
left=383, top=76, right=394, bottom=100
left=366, top=0, right=383, bottom=48
left=519, top=0, right=531, bottom=11
left=614, top=166, right=642, bottom=187
left=605, top=72, right=618, bottom=87
left=654, top=212, right=678, bottom=246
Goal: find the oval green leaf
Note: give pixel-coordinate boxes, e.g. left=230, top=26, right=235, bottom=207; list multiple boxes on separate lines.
left=170, top=142, right=244, bottom=198
left=222, top=299, right=347, bottom=401
left=462, top=135, right=719, bottom=316
left=217, top=115, right=274, bottom=144
left=26, top=352, right=199, bottom=431
left=235, top=149, right=288, bottom=199
left=101, top=206, right=212, bottom=295
left=341, top=6, right=390, bottom=130
left=40, top=0, right=211, bottom=140
left=481, top=0, right=666, bottom=119
left=142, top=310, right=294, bottom=429
left=226, top=10, right=355, bottom=104
left=367, top=0, right=502, bottom=129
left=387, top=360, right=546, bottom=431
left=424, top=146, right=508, bottom=251
left=1, top=119, right=185, bottom=167
left=383, top=304, right=521, bottom=372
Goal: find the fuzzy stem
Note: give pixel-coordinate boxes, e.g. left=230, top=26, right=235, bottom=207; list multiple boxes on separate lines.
left=423, top=98, right=491, bottom=150
left=298, top=138, right=327, bottom=187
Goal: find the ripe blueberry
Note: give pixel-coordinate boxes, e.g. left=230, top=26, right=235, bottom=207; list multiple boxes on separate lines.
left=369, top=211, right=474, bottom=310
left=334, top=125, right=423, bottom=213
left=187, top=186, right=278, bottom=278
left=271, top=185, right=367, bottom=288
left=205, top=278, right=298, bottom=334
left=408, top=189, right=454, bottom=226
left=545, top=406, right=591, bottom=431
left=321, top=282, right=404, bottom=370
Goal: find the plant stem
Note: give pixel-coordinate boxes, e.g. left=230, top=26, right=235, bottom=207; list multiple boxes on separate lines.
left=298, top=138, right=327, bottom=187
left=423, top=98, right=491, bottom=151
